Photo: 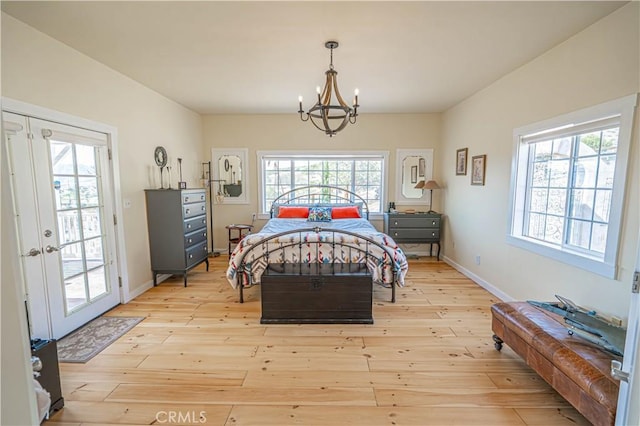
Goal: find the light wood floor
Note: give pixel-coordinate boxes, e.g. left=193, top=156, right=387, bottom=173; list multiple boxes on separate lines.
left=47, top=257, right=590, bottom=426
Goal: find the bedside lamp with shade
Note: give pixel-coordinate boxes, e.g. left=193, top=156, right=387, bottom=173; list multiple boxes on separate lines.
left=415, top=179, right=440, bottom=213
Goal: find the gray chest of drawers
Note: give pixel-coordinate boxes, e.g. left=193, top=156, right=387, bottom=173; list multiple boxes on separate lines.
left=383, top=212, right=442, bottom=259
left=145, top=189, right=209, bottom=286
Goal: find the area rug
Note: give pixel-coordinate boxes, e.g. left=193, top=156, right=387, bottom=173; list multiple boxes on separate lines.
left=57, top=316, right=144, bottom=363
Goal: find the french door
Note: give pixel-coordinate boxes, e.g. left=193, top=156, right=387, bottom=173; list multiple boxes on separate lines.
left=3, top=112, right=120, bottom=339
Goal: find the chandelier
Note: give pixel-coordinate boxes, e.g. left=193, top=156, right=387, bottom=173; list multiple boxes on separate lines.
left=298, top=41, right=359, bottom=137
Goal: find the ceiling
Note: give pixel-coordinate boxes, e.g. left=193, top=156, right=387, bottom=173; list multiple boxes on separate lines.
left=1, top=1, right=627, bottom=115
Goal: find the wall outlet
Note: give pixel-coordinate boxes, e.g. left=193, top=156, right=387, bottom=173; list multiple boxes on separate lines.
left=475, top=255, right=481, bottom=265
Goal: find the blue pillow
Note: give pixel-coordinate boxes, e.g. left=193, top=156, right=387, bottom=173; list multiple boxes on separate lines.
left=307, top=206, right=332, bottom=222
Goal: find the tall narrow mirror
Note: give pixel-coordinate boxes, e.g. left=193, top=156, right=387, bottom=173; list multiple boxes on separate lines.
left=395, top=149, right=434, bottom=205
left=212, top=148, right=249, bottom=204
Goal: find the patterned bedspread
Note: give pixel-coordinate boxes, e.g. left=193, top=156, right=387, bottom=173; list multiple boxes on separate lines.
left=225, top=218, right=408, bottom=289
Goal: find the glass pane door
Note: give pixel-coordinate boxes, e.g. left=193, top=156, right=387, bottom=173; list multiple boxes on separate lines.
left=50, top=140, right=110, bottom=313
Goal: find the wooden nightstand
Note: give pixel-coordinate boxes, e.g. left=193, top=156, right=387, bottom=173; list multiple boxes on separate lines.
left=383, top=212, right=442, bottom=259
left=226, top=224, right=253, bottom=256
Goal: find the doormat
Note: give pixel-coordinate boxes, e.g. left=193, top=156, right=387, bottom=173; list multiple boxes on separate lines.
left=57, top=316, right=144, bottom=363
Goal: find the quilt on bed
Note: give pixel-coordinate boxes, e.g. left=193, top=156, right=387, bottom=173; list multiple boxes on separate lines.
left=226, top=218, right=408, bottom=289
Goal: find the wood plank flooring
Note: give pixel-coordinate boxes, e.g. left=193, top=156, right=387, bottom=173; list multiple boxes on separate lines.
left=46, top=257, right=589, bottom=425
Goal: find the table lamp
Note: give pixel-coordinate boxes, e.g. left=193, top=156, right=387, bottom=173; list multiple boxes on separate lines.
left=415, top=180, right=440, bottom=213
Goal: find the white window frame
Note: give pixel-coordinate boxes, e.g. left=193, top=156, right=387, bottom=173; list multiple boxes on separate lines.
left=507, top=94, right=637, bottom=278
left=257, top=150, right=389, bottom=220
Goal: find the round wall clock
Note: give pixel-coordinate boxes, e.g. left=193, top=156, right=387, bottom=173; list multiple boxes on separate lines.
left=154, top=146, right=167, bottom=167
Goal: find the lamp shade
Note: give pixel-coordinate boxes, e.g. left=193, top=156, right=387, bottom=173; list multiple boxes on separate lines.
left=424, top=180, right=440, bottom=190
left=414, top=180, right=425, bottom=189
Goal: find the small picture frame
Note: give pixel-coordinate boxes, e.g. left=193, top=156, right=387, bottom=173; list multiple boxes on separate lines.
left=471, top=154, right=486, bottom=186
left=178, top=181, right=187, bottom=189
left=418, top=157, right=425, bottom=177
left=411, top=165, right=418, bottom=184
left=456, top=148, right=468, bottom=176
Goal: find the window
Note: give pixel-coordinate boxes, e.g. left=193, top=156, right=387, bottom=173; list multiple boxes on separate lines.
left=257, top=151, right=388, bottom=216
left=508, top=94, right=637, bottom=278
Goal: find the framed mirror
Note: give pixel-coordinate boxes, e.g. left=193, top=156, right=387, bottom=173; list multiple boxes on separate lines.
left=212, top=148, right=249, bottom=204
left=395, top=149, right=433, bottom=205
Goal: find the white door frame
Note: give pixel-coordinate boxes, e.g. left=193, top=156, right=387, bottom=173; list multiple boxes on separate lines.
left=2, top=98, right=131, bottom=305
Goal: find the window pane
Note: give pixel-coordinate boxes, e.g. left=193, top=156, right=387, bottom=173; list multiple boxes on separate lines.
left=567, top=219, right=591, bottom=250
left=58, top=210, right=80, bottom=245
left=529, top=189, right=548, bottom=213
left=573, top=158, right=597, bottom=188
left=547, top=189, right=566, bottom=216
left=526, top=213, right=546, bottom=240
left=570, top=189, right=594, bottom=220
left=54, top=176, right=78, bottom=209
left=78, top=176, right=99, bottom=207
left=533, top=141, right=552, bottom=161
left=596, top=155, right=616, bottom=188
left=531, top=161, right=549, bottom=187
left=593, top=189, right=612, bottom=222
left=50, top=141, right=75, bottom=174
left=76, top=145, right=97, bottom=176
left=549, top=159, right=569, bottom=187
left=601, top=128, right=619, bottom=154
left=544, top=215, right=564, bottom=245
left=590, top=223, right=608, bottom=254
left=577, top=131, right=601, bottom=156
left=82, top=208, right=101, bottom=239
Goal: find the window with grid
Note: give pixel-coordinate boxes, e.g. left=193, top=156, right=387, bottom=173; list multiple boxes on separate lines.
left=508, top=95, right=636, bottom=278
left=258, top=152, right=387, bottom=215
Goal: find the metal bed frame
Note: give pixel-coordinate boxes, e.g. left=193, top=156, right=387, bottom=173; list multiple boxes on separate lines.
left=232, top=186, right=401, bottom=303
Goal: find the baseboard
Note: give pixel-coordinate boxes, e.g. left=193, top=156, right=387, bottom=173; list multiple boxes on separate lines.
left=442, top=255, right=514, bottom=302
left=122, top=274, right=172, bottom=303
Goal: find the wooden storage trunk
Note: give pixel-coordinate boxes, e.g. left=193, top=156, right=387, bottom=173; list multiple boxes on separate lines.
left=261, top=263, right=373, bottom=324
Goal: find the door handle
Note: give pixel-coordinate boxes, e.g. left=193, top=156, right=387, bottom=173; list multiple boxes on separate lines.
left=25, top=248, right=41, bottom=257
left=611, top=360, right=630, bottom=382
left=45, top=245, right=60, bottom=253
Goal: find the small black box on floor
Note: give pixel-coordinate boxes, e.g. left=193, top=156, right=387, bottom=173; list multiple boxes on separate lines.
left=260, top=263, right=373, bottom=324
left=31, top=338, right=64, bottom=414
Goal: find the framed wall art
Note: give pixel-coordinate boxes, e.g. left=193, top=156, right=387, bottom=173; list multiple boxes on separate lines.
left=456, top=148, right=468, bottom=176
left=471, top=154, right=486, bottom=186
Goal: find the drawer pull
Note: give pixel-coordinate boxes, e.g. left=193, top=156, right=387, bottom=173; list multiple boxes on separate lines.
left=184, top=196, right=189, bottom=202
left=188, top=238, right=193, bottom=244
left=185, top=209, right=191, bottom=214
left=201, top=206, right=205, bottom=211
left=203, top=232, right=207, bottom=237
left=189, top=254, right=193, bottom=259
left=393, top=221, right=398, bottom=226
left=187, top=224, right=192, bottom=229
left=431, top=221, right=437, bottom=225
left=394, top=232, right=398, bottom=237
left=200, top=195, right=205, bottom=201
left=431, top=232, right=436, bottom=237
left=203, top=246, right=207, bottom=252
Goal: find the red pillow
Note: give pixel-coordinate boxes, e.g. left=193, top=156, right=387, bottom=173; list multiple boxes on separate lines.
left=331, top=206, right=361, bottom=219
left=277, top=206, right=309, bottom=218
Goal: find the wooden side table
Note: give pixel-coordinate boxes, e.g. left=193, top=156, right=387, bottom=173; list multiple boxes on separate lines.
left=226, top=224, right=253, bottom=256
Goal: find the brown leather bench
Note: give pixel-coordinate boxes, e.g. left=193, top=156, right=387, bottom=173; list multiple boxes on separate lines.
left=491, top=302, right=621, bottom=426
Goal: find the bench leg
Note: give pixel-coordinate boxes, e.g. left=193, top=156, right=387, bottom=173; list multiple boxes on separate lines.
left=492, top=334, right=504, bottom=351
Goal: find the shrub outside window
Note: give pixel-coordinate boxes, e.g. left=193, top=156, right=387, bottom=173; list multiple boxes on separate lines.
left=507, top=95, right=637, bottom=278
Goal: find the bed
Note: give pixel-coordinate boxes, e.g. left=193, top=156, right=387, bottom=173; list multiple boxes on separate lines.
left=225, top=186, right=409, bottom=309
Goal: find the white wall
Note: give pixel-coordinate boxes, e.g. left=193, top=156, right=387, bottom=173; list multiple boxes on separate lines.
left=1, top=13, right=203, bottom=294
left=441, top=3, right=639, bottom=319
left=202, top=113, right=441, bottom=252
